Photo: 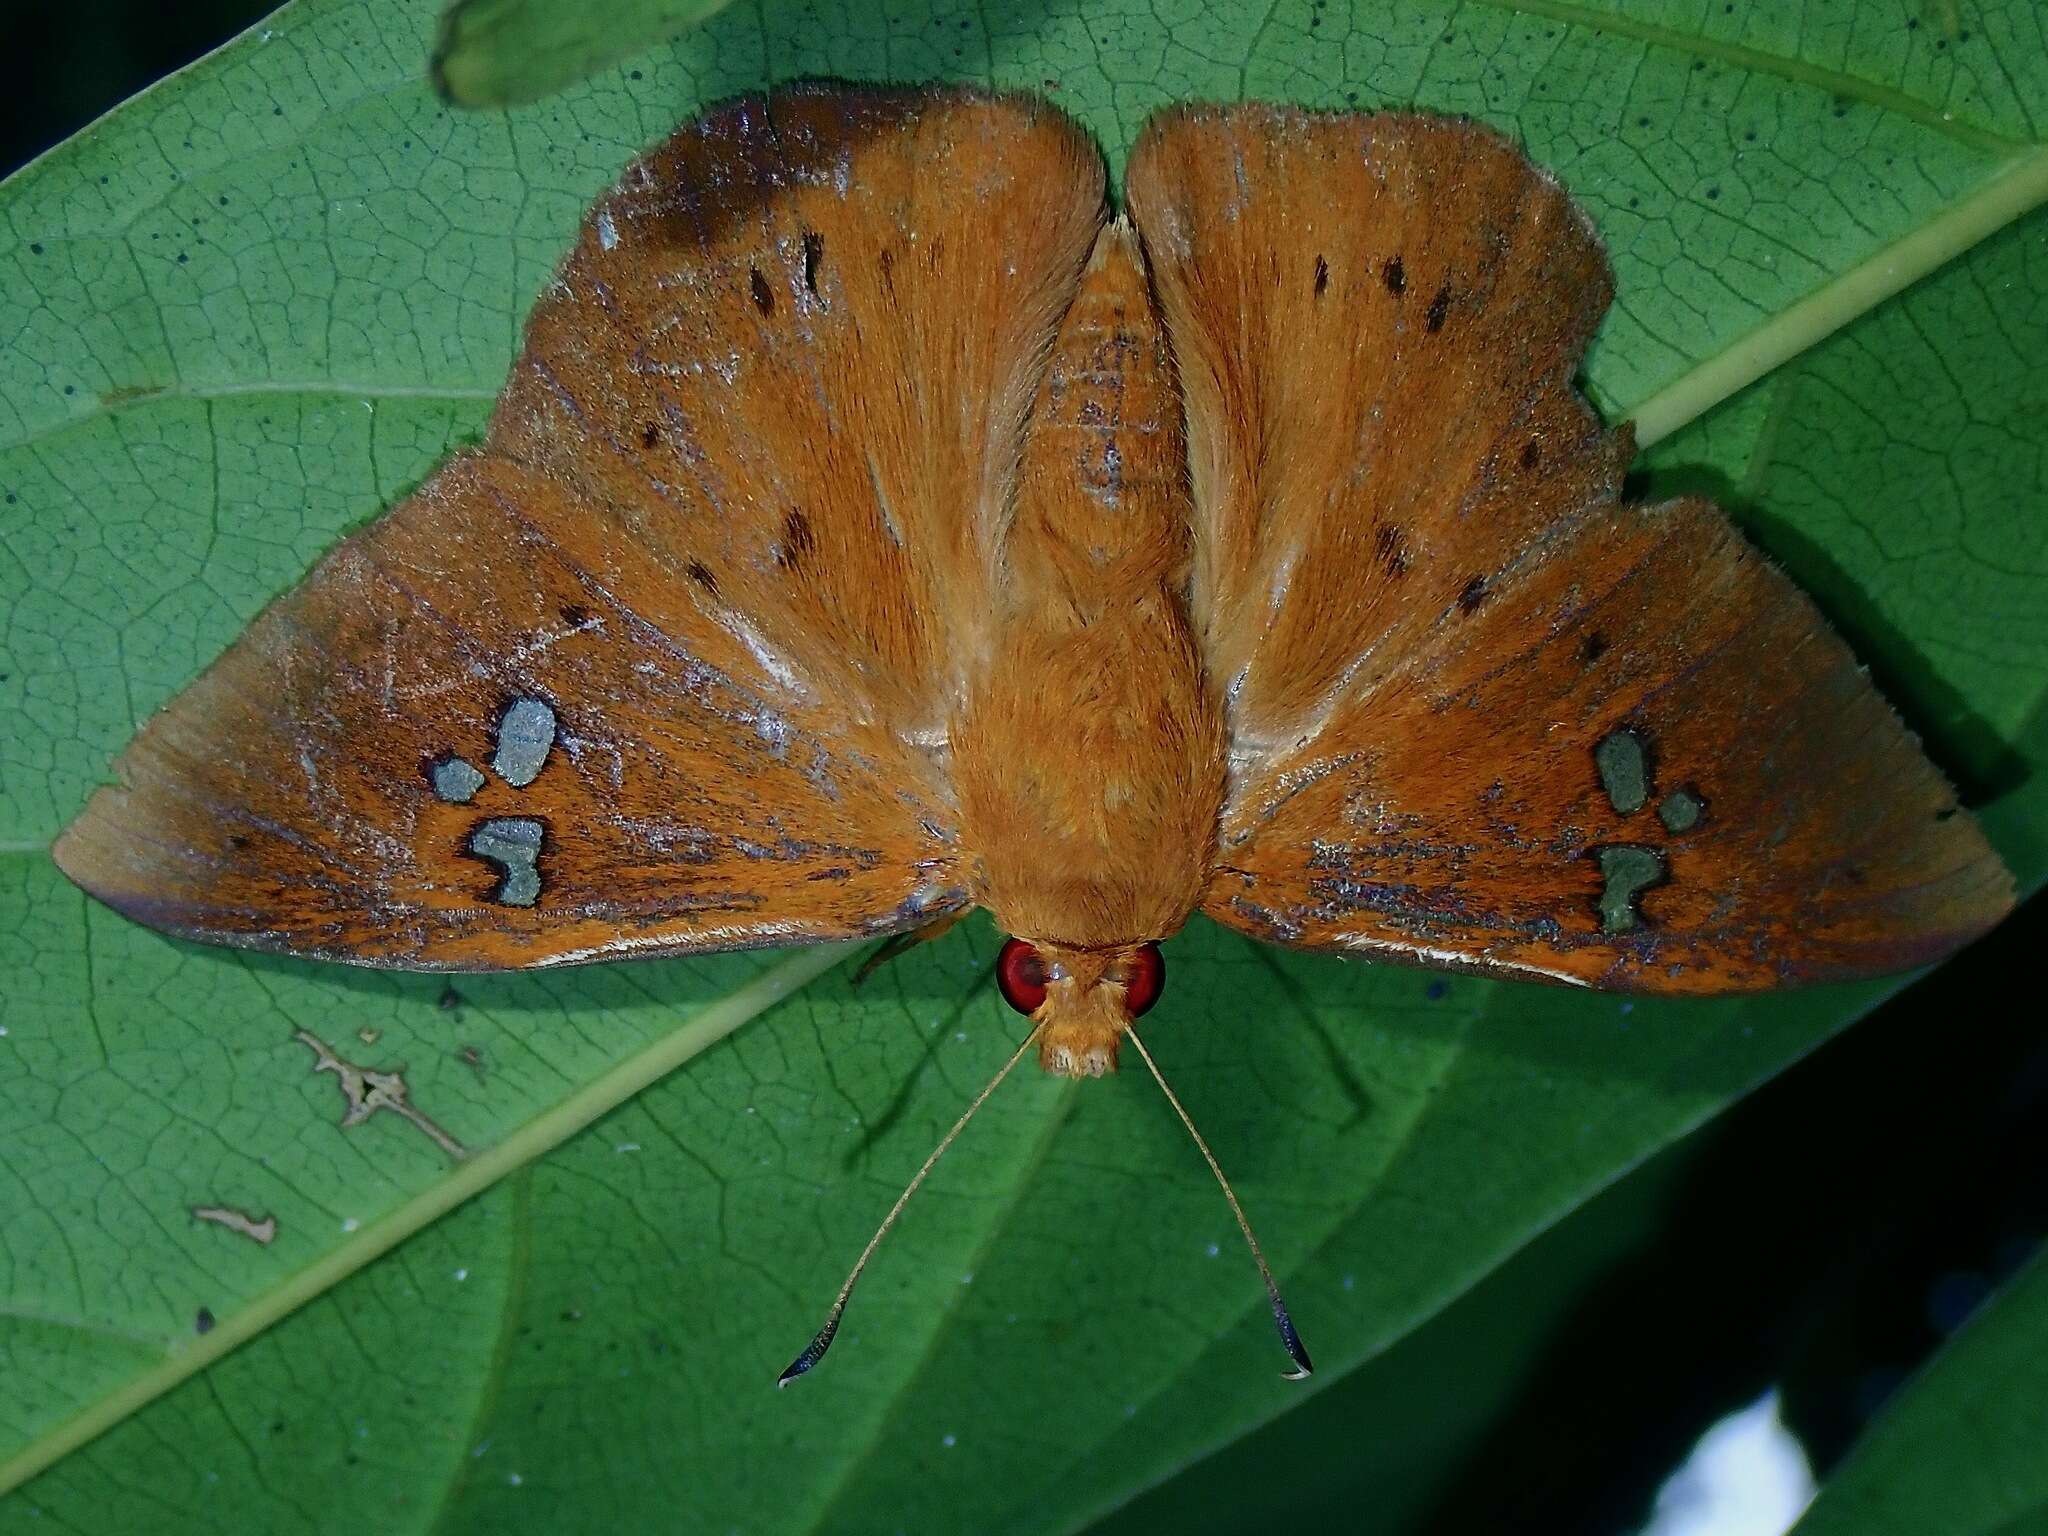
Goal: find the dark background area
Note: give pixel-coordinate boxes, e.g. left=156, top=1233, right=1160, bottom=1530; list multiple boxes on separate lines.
left=1, top=0, right=277, bottom=177
left=9, top=4, right=2043, bottom=1531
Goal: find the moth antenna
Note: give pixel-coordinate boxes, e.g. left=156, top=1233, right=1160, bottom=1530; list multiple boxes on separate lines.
left=776, top=1022, right=1044, bottom=1387
left=1124, top=1025, right=1315, bottom=1381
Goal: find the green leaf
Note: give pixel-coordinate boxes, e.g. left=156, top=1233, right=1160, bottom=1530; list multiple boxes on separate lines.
left=1, top=0, right=2042, bottom=1531
left=1089, top=1116, right=1707, bottom=1535
left=1791, top=1246, right=2048, bottom=1536
left=431, top=0, right=738, bottom=108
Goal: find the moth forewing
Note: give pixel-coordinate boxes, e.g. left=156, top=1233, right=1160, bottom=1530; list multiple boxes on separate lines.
left=54, top=86, right=1108, bottom=970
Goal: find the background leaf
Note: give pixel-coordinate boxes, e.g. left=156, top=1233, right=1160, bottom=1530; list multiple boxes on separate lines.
left=430, top=0, right=738, bottom=108
left=1, top=0, right=2042, bottom=1531
left=1094, top=846, right=2047, bottom=1533
left=1790, top=1245, right=2048, bottom=1536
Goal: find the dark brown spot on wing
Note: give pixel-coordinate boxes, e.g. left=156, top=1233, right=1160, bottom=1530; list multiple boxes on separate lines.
left=686, top=560, right=719, bottom=597
left=1381, top=255, right=1405, bottom=295
left=749, top=265, right=775, bottom=316
left=1373, top=522, right=1410, bottom=578
left=802, top=229, right=824, bottom=298
left=778, top=507, right=816, bottom=569
left=1426, top=284, right=1452, bottom=333
left=1457, top=574, right=1487, bottom=612
left=1313, top=254, right=1329, bottom=296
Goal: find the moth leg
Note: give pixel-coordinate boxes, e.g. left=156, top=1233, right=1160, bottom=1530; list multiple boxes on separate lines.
left=850, top=910, right=971, bottom=986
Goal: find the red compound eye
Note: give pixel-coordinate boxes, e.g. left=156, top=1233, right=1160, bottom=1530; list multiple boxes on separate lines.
left=1120, top=942, right=1166, bottom=1017
left=995, top=938, right=1048, bottom=1015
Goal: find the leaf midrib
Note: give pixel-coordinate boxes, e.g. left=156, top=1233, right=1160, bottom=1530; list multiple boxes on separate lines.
left=1630, top=144, right=2048, bottom=447
left=1470, top=0, right=2035, bottom=154
left=0, top=940, right=856, bottom=1498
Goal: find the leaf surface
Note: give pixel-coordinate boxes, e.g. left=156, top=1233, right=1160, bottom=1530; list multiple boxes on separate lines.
left=1791, top=1246, right=2048, bottom=1536
left=0, top=0, right=2043, bottom=1530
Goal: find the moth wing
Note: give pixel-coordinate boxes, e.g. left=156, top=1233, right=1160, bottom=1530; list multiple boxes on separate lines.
left=55, top=87, right=1107, bottom=969
left=1127, top=106, right=2012, bottom=992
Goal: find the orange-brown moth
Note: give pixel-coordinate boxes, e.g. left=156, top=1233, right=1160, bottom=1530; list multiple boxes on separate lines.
left=53, top=84, right=2015, bottom=1382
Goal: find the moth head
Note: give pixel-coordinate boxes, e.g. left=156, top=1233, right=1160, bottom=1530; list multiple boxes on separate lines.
left=995, top=937, right=1165, bottom=1077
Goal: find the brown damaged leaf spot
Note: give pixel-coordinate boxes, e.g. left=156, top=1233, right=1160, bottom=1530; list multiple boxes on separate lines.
left=101, top=383, right=167, bottom=407
left=294, top=1028, right=469, bottom=1163
left=192, top=1205, right=278, bottom=1245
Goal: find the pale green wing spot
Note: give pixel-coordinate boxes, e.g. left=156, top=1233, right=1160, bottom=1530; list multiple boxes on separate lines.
left=1594, top=729, right=1651, bottom=816
left=430, top=756, right=486, bottom=803
left=1596, top=845, right=1668, bottom=935
left=490, top=697, right=555, bottom=788
left=1658, top=789, right=1704, bottom=834
left=467, top=816, right=545, bottom=907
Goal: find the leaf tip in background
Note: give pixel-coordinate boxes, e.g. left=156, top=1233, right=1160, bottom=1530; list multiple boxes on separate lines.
left=430, top=0, right=738, bottom=108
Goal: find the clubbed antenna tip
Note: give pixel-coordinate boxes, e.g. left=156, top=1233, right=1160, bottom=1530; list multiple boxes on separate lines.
left=774, top=1023, right=1042, bottom=1388
left=776, top=1316, right=840, bottom=1388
